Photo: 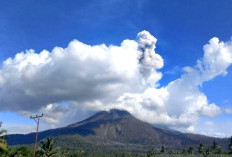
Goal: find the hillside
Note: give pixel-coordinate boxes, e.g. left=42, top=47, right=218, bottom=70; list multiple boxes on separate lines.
left=7, top=109, right=229, bottom=152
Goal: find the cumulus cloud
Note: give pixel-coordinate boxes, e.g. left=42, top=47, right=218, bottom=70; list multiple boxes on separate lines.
left=0, top=38, right=141, bottom=111
left=0, top=31, right=232, bottom=134
left=99, top=35, right=232, bottom=132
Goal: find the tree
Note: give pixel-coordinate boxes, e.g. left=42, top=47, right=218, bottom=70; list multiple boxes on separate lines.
left=229, top=137, right=232, bottom=154
left=60, top=149, right=70, bottom=157
left=146, top=149, right=155, bottom=157
left=12, top=146, right=32, bottom=157
left=168, top=150, right=175, bottom=155
left=36, top=137, right=60, bottom=157
left=211, top=141, right=221, bottom=154
left=181, top=150, right=187, bottom=155
left=0, top=122, right=8, bottom=152
left=198, top=143, right=204, bottom=154
left=76, top=148, right=85, bottom=157
left=187, top=147, right=193, bottom=154
left=160, top=146, right=165, bottom=153
left=205, top=148, right=212, bottom=156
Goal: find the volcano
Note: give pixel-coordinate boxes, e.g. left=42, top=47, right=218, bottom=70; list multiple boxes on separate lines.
left=7, top=109, right=229, bottom=152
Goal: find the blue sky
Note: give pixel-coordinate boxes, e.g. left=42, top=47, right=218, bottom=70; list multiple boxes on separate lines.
left=0, top=0, right=232, bottom=136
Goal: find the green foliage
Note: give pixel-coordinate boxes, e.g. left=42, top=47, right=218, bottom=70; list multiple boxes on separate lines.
left=211, top=141, right=221, bottom=154
left=181, top=149, right=187, bottom=155
left=122, top=153, right=132, bottom=157
left=204, top=148, right=212, bottom=156
left=67, top=148, right=86, bottom=157
left=160, top=146, right=165, bottom=154
left=11, top=146, right=32, bottom=157
left=76, top=148, right=85, bottom=157
left=187, top=147, right=193, bottom=154
left=36, top=137, right=60, bottom=157
left=60, top=149, right=70, bottom=157
left=229, top=136, right=232, bottom=154
left=146, top=148, right=155, bottom=157
left=0, top=122, right=8, bottom=153
left=198, top=143, right=204, bottom=154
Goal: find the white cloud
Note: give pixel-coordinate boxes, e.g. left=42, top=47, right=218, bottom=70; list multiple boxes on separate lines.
left=194, top=119, right=232, bottom=137
left=0, top=31, right=232, bottom=135
left=0, top=37, right=141, bottom=111
left=225, top=108, right=232, bottom=114
left=3, top=124, right=35, bottom=134
left=201, top=103, right=221, bottom=117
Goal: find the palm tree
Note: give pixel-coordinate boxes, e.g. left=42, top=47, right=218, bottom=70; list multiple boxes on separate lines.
left=0, top=122, right=7, bottom=152
left=36, top=137, right=60, bottom=157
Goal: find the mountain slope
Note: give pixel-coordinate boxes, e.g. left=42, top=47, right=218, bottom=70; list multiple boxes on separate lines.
left=7, top=109, right=229, bottom=151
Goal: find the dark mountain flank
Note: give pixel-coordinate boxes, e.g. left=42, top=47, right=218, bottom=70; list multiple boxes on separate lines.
left=7, top=109, right=229, bottom=152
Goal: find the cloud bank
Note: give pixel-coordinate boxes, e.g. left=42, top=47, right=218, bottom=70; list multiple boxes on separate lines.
left=0, top=31, right=232, bottom=133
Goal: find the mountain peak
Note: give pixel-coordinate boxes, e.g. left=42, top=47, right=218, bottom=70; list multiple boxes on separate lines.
left=89, top=108, right=133, bottom=120
left=107, top=108, right=132, bottom=119
left=67, top=109, right=133, bottom=128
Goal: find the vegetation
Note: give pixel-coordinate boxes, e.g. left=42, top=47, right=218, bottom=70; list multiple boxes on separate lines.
left=3, top=140, right=232, bottom=157
left=187, top=147, right=193, bottom=154
left=36, top=137, right=60, bottom=157
left=160, top=146, right=165, bottom=154
left=229, top=137, right=232, bottom=154
left=211, top=140, right=221, bottom=154
left=11, top=146, right=32, bottom=157
left=0, top=122, right=8, bottom=154
left=197, top=143, right=204, bottom=154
